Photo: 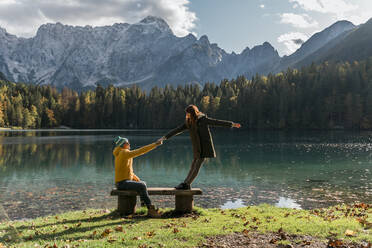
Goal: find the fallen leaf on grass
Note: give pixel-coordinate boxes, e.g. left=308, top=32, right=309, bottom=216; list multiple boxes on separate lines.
left=354, top=203, right=369, bottom=210
left=76, top=222, right=81, bottom=227
left=133, top=236, right=142, bottom=240
left=328, top=239, right=344, bottom=248
left=302, top=240, right=311, bottom=246
left=138, top=245, right=148, bottom=248
left=162, top=223, right=174, bottom=229
left=344, top=229, right=356, bottom=237
left=242, top=229, right=249, bottom=236
left=249, top=225, right=258, bottom=230
left=25, top=235, right=33, bottom=241
left=252, top=217, right=259, bottom=222
left=115, top=225, right=123, bottom=232
left=357, top=218, right=372, bottom=229
left=231, top=213, right=241, bottom=218
left=269, top=238, right=278, bottom=244
left=101, top=229, right=112, bottom=237
left=357, top=218, right=367, bottom=225
left=107, top=237, right=117, bottom=243
left=146, top=231, right=156, bottom=238
left=173, top=228, right=180, bottom=233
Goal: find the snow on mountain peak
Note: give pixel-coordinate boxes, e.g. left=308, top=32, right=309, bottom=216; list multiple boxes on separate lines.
left=138, top=16, right=172, bottom=34
left=0, top=26, right=7, bottom=34
left=198, top=35, right=210, bottom=45
left=0, top=17, right=364, bottom=91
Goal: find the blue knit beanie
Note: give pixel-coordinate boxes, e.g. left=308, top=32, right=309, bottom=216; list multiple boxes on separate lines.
left=113, top=136, right=129, bottom=147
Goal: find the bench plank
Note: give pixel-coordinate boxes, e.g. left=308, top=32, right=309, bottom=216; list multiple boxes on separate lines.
left=111, top=187, right=203, bottom=214
left=111, top=187, right=202, bottom=196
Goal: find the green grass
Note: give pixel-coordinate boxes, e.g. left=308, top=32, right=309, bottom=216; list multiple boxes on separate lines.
left=0, top=204, right=371, bottom=247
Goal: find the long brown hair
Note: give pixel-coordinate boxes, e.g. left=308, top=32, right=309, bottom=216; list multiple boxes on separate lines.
left=185, top=104, right=202, bottom=127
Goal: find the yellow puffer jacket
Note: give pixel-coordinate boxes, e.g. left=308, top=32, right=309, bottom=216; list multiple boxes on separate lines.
left=113, top=143, right=158, bottom=183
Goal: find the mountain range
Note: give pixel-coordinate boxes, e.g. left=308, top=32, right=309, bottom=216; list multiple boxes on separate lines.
left=0, top=16, right=371, bottom=90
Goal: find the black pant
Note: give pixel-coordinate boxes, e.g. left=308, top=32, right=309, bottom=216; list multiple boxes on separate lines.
left=116, top=180, right=151, bottom=206
left=184, top=158, right=206, bottom=185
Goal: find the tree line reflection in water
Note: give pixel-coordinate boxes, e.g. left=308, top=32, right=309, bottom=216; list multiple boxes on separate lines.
left=0, top=130, right=371, bottom=220
left=0, top=130, right=371, bottom=186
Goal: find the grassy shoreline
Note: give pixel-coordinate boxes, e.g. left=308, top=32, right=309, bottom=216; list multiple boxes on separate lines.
left=0, top=204, right=371, bottom=247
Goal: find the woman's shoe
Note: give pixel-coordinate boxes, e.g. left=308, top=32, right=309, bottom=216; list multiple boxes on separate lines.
left=147, top=205, right=161, bottom=218
left=175, top=183, right=185, bottom=189
left=175, top=183, right=191, bottom=190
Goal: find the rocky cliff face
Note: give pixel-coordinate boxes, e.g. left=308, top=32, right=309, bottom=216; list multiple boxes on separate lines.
left=275, top=20, right=356, bottom=72
left=0, top=16, right=362, bottom=90
left=0, top=16, right=282, bottom=90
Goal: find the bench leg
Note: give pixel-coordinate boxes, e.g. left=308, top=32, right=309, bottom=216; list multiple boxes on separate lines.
left=117, top=195, right=136, bottom=215
left=175, top=195, right=193, bottom=213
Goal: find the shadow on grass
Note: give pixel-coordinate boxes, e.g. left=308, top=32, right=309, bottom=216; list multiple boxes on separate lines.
left=160, top=209, right=201, bottom=219
left=4, top=210, right=126, bottom=232
left=1, top=209, right=202, bottom=245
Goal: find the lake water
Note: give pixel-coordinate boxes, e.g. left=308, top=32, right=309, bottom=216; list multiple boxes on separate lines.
left=0, top=129, right=371, bottom=220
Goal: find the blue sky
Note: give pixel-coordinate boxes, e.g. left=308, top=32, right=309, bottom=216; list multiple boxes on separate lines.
left=0, top=0, right=371, bottom=56
left=188, top=0, right=372, bottom=55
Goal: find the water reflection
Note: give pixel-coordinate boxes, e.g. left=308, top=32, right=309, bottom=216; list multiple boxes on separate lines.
left=220, top=199, right=245, bottom=209
left=275, top=197, right=301, bottom=209
left=0, top=130, right=371, bottom=220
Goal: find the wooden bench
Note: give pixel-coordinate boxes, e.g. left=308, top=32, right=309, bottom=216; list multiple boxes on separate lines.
left=110, top=187, right=202, bottom=215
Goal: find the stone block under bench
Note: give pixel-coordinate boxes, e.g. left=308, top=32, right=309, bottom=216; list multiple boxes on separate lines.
left=110, top=187, right=202, bottom=215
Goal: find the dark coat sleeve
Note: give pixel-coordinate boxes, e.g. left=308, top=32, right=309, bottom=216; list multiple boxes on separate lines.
left=204, top=116, right=233, bottom=127
left=165, top=123, right=188, bottom=140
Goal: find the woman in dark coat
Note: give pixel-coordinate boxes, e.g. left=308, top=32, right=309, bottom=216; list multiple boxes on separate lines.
left=159, top=104, right=241, bottom=189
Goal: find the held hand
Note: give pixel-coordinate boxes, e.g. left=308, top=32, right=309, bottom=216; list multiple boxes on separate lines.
left=156, top=137, right=164, bottom=145
left=232, top=123, right=241, bottom=128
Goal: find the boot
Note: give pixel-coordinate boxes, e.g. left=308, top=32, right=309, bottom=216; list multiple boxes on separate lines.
left=175, top=182, right=191, bottom=190
left=147, top=205, right=161, bottom=218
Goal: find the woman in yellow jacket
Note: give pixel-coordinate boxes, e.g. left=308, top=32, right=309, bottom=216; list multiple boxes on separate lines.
left=113, top=136, right=162, bottom=217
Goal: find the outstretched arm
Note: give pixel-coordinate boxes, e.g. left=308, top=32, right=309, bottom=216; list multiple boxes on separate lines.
left=204, top=116, right=241, bottom=128
left=125, top=143, right=159, bottom=159
left=204, top=116, right=233, bottom=127
left=162, top=123, right=187, bottom=140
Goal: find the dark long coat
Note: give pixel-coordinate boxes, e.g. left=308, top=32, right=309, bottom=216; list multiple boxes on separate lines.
left=165, top=114, right=233, bottom=158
